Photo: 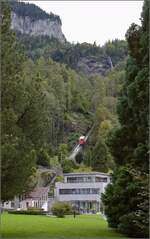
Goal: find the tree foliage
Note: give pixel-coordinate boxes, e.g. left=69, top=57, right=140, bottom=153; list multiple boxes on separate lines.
left=82, top=64, right=125, bottom=172
left=10, top=0, right=61, bottom=23
left=102, top=1, right=149, bottom=237
left=2, top=0, right=130, bottom=203
left=1, top=1, right=36, bottom=200
left=102, top=167, right=149, bottom=238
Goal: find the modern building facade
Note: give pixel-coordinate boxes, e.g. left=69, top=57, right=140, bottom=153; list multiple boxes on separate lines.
left=55, top=172, right=111, bottom=213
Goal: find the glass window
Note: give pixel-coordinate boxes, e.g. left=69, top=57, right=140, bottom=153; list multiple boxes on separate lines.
left=59, top=188, right=100, bottom=195
left=84, top=177, right=92, bottom=182
left=67, top=176, right=93, bottom=183
left=67, top=177, right=84, bottom=183
left=96, top=177, right=107, bottom=182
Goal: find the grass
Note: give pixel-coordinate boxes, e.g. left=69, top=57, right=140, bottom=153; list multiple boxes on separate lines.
left=1, top=212, right=128, bottom=239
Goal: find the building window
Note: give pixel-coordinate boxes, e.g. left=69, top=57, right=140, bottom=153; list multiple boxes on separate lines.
left=59, top=188, right=100, bottom=195
left=35, top=202, right=38, bottom=208
left=95, top=177, right=107, bottom=182
left=84, top=177, right=93, bottom=182
left=67, top=177, right=93, bottom=183
left=11, top=202, right=14, bottom=207
left=67, top=177, right=84, bottom=183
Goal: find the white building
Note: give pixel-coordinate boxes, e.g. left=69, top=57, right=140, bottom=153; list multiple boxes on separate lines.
left=3, top=187, right=50, bottom=212
left=3, top=196, right=20, bottom=210
left=20, top=187, right=49, bottom=211
left=55, top=172, right=111, bottom=213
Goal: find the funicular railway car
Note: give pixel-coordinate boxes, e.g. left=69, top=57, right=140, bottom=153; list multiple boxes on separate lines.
left=79, top=136, right=86, bottom=145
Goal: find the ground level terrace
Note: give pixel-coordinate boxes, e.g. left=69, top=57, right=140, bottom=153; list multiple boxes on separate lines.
left=2, top=213, right=128, bottom=239
left=70, top=200, right=100, bottom=213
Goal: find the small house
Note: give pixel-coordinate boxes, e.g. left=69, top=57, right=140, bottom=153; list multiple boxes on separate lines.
left=20, top=187, right=49, bottom=211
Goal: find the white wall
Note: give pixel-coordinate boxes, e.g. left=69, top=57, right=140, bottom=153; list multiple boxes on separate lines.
left=20, top=199, right=34, bottom=210
left=42, top=202, right=48, bottom=211
left=3, top=201, right=13, bottom=209
left=55, top=181, right=109, bottom=202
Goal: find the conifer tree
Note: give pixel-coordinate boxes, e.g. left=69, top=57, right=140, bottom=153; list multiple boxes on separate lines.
left=1, top=1, right=36, bottom=200
left=102, top=1, right=149, bottom=237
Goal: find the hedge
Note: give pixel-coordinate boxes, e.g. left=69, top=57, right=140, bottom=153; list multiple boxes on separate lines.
left=8, top=210, right=46, bottom=215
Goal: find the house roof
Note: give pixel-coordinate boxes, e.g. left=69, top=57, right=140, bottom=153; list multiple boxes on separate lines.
left=63, top=172, right=110, bottom=177
left=28, top=187, right=49, bottom=199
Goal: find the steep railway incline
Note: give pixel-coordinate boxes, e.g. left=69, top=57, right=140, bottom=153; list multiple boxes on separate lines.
left=69, top=125, right=94, bottom=161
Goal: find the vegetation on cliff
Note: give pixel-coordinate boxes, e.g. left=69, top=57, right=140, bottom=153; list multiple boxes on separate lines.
left=13, top=32, right=128, bottom=75
left=10, top=0, right=61, bottom=23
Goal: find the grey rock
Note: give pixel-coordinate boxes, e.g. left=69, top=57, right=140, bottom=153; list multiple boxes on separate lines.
left=10, top=11, right=66, bottom=43
left=77, top=56, right=111, bottom=77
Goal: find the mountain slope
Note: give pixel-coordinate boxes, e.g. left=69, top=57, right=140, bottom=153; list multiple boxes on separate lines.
left=9, top=1, right=128, bottom=77
left=10, top=1, right=66, bottom=43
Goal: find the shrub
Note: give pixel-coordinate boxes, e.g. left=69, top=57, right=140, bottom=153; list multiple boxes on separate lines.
left=62, top=202, right=73, bottom=215
left=27, top=207, right=44, bottom=212
left=8, top=210, right=45, bottom=215
left=61, top=159, right=76, bottom=173
left=51, top=202, right=72, bottom=218
left=55, top=175, right=64, bottom=182
left=36, top=148, right=50, bottom=167
left=118, top=212, right=149, bottom=238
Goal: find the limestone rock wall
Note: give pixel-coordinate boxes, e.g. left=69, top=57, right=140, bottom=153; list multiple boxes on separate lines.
left=11, top=11, right=66, bottom=43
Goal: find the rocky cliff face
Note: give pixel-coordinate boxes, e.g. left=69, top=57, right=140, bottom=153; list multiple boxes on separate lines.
left=10, top=11, right=66, bottom=43
left=77, top=56, right=112, bottom=76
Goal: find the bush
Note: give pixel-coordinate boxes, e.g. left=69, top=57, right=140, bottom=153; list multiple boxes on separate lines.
left=118, top=212, right=149, bottom=238
left=36, top=148, right=50, bottom=167
left=8, top=209, right=46, bottom=215
left=55, top=175, right=64, bottom=182
left=27, top=207, right=44, bottom=212
left=61, top=159, right=77, bottom=173
left=51, top=202, right=72, bottom=218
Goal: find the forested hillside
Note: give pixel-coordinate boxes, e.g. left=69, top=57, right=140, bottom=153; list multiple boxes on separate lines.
left=8, top=1, right=128, bottom=176
left=14, top=33, right=128, bottom=76
left=2, top=0, right=149, bottom=237
left=2, top=1, right=127, bottom=201
left=9, top=0, right=128, bottom=76
left=10, top=1, right=66, bottom=43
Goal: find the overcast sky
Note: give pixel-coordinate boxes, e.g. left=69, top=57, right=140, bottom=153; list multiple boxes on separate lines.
left=22, top=1, right=143, bottom=46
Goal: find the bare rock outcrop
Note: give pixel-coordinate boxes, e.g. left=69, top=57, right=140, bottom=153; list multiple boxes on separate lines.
left=11, top=11, right=66, bottom=43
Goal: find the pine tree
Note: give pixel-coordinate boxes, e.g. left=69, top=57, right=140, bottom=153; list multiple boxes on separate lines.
left=102, top=0, right=149, bottom=237
left=1, top=1, right=36, bottom=201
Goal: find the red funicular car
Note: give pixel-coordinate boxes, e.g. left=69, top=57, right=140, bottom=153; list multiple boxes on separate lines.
left=79, top=136, right=86, bottom=145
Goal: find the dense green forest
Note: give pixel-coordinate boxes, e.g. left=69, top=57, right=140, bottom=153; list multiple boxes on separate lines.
left=2, top=1, right=125, bottom=200
left=2, top=0, right=149, bottom=238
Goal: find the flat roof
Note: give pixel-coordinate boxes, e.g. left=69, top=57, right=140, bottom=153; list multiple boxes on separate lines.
left=63, top=172, right=110, bottom=176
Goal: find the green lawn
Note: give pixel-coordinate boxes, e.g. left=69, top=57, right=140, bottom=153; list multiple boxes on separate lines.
left=1, top=213, right=128, bottom=239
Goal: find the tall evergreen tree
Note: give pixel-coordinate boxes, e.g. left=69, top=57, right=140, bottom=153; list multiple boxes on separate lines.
left=1, top=1, right=36, bottom=201
left=102, top=0, right=149, bottom=237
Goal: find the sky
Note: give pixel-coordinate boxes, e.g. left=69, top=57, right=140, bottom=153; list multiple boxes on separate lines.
left=22, top=1, right=143, bottom=46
